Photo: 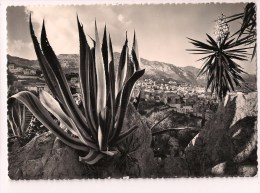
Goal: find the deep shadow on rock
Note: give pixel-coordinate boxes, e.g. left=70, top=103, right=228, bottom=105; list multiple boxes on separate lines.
left=185, top=92, right=258, bottom=176
left=8, top=104, right=156, bottom=179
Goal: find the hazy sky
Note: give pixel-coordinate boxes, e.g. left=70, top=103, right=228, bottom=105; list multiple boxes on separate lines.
left=7, top=4, right=256, bottom=74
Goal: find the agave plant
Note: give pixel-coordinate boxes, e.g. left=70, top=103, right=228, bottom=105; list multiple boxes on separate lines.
left=7, top=15, right=145, bottom=165
left=187, top=14, right=252, bottom=100
left=8, top=100, right=27, bottom=137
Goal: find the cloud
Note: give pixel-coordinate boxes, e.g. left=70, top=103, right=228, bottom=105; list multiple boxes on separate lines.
left=8, top=40, right=34, bottom=59
left=118, top=14, right=124, bottom=22
left=117, top=13, right=132, bottom=26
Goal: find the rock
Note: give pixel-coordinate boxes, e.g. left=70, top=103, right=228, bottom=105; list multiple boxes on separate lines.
left=163, top=157, right=189, bottom=177
left=168, top=136, right=179, bottom=156
left=237, top=165, right=257, bottom=177
left=152, top=134, right=171, bottom=157
left=8, top=104, right=156, bottom=179
left=177, top=128, right=199, bottom=148
left=211, top=162, right=227, bottom=176
left=121, top=104, right=157, bottom=177
left=185, top=92, right=258, bottom=176
left=8, top=132, right=89, bottom=179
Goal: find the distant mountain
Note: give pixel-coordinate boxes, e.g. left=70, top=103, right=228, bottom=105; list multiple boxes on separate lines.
left=7, top=54, right=256, bottom=87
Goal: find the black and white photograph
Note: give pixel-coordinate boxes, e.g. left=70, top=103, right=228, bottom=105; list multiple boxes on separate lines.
left=3, top=1, right=258, bottom=181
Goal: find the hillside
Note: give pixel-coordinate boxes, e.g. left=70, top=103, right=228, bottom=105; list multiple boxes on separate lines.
left=7, top=53, right=256, bottom=87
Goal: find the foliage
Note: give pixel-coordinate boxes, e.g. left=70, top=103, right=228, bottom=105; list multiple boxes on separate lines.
left=187, top=15, right=252, bottom=100
left=8, top=100, right=27, bottom=137
left=7, top=15, right=145, bottom=165
left=227, top=3, right=256, bottom=60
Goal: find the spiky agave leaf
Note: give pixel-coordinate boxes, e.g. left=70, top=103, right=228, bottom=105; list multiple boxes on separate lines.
left=77, top=17, right=98, bottom=132
left=115, top=33, right=128, bottom=96
left=39, top=90, right=78, bottom=136
left=187, top=33, right=247, bottom=100
left=110, top=68, right=145, bottom=145
left=94, top=21, right=108, bottom=150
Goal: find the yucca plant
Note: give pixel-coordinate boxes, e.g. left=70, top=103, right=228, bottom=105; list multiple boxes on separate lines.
left=7, top=15, right=145, bottom=165
left=187, top=14, right=252, bottom=100
left=227, top=3, right=256, bottom=60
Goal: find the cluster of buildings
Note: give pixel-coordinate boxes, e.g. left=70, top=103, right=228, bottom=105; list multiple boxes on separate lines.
left=8, top=63, right=37, bottom=75
left=133, top=78, right=218, bottom=120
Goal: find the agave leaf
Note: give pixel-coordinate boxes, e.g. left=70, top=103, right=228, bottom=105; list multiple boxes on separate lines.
left=110, top=69, right=145, bottom=143
left=94, top=21, right=107, bottom=115
left=113, top=125, right=138, bottom=145
left=107, top=34, right=116, bottom=140
left=67, top=117, right=98, bottom=149
left=94, top=21, right=107, bottom=149
left=79, top=149, right=105, bottom=165
left=39, top=90, right=78, bottom=136
left=77, top=17, right=98, bottom=131
left=115, top=33, right=128, bottom=96
left=8, top=104, right=21, bottom=136
left=8, top=91, right=90, bottom=151
left=101, top=25, right=109, bottom=77
left=125, top=52, right=135, bottom=82
left=29, top=15, right=63, bottom=103
left=132, top=31, right=141, bottom=70
left=40, top=19, right=97, bottom=141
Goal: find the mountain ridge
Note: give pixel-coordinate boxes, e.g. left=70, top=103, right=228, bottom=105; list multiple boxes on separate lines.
left=7, top=53, right=256, bottom=86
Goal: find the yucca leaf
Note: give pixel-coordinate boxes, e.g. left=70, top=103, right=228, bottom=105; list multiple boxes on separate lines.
left=206, top=34, right=219, bottom=48
left=8, top=91, right=90, bottom=151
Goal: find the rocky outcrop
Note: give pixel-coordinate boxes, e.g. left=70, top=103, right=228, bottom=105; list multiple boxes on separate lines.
left=8, top=104, right=156, bottom=179
left=185, top=92, right=257, bottom=176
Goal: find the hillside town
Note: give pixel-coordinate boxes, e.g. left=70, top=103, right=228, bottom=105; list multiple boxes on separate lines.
left=133, top=78, right=218, bottom=120
left=8, top=59, right=219, bottom=121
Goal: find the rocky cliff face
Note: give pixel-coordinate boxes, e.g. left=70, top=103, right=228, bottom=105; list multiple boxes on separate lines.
left=185, top=92, right=258, bottom=176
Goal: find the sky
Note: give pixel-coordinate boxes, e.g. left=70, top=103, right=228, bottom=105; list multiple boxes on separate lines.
left=7, top=3, right=256, bottom=74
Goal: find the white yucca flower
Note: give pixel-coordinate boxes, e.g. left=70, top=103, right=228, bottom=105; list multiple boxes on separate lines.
left=214, top=14, right=230, bottom=43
